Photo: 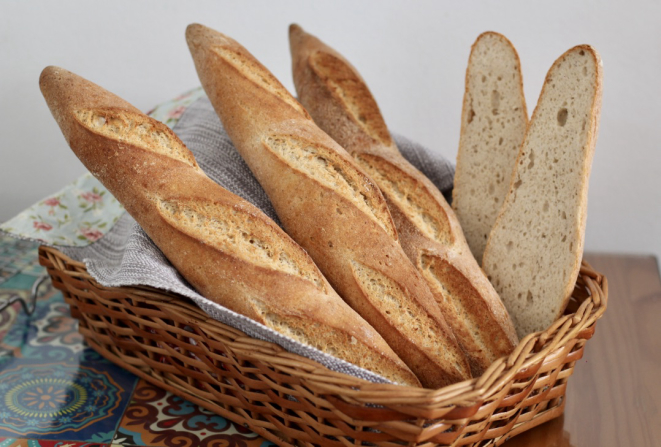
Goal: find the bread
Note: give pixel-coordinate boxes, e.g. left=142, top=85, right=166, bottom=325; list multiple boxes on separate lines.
left=452, top=32, right=528, bottom=264
left=288, top=24, right=518, bottom=376
left=39, top=65, right=421, bottom=387
left=186, top=23, right=471, bottom=388
left=482, top=46, right=603, bottom=338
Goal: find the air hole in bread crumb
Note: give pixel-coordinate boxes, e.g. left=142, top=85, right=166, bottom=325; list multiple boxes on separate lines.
left=491, top=90, right=500, bottom=115
left=468, top=109, right=476, bottom=123
left=498, top=137, right=503, bottom=146
left=506, top=241, right=513, bottom=251
left=513, top=179, right=522, bottom=190
left=527, top=291, right=533, bottom=303
left=481, top=75, right=487, bottom=83
left=579, top=49, right=585, bottom=56
left=543, top=201, right=549, bottom=212
left=557, top=108, right=568, bottom=126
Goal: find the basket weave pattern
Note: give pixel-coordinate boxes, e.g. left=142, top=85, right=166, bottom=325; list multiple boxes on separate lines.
left=39, top=245, right=607, bottom=446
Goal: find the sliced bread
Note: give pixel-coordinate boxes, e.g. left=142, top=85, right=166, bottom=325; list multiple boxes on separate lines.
left=453, top=32, right=528, bottom=264
left=482, top=45, right=603, bottom=337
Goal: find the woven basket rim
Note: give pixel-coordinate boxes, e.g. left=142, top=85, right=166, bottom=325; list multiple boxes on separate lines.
left=39, top=244, right=608, bottom=410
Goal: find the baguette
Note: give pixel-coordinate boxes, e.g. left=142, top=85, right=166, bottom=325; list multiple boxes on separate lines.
left=186, top=23, right=471, bottom=388
left=482, top=46, right=603, bottom=337
left=452, top=32, right=529, bottom=264
left=288, top=24, right=518, bottom=375
left=39, top=66, right=421, bottom=387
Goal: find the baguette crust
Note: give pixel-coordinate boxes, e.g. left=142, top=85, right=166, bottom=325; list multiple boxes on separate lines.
left=39, top=66, right=421, bottom=387
left=187, top=24, right=470, bottom=388
left=482, top=46, right=603, bottom=337
left=289, top=24, right=518, bottom=376
left=453, top=32, right=529, bottom=263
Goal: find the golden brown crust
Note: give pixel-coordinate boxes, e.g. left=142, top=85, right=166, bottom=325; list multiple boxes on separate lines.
left=39, top=66, right=420, bottom=387
left=289, top=25, right=519, bottom=376
left=187, top=23, right=470, bottom=388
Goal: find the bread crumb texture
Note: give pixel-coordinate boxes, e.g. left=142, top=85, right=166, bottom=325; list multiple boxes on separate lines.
left=157, top=198, right=325, bottom=290
left=453, top=32, right=527, bottom=262
left=264, top=134, right=395, bottom=238
left=212, top=46, right=308, bottom=117
left=310, top=51, right=391, bottom=146
left=356, top=154, right=454, bottom=246
left=74, top=109, right=198, bottom=167
left=483, top=47, right=599, bottom=337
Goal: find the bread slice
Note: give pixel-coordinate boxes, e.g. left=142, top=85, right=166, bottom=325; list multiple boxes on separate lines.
left=482, top=46, right=603, bottom=337
left=39, top=66, right=421, bottom=387
left=453, top=32, right=528, bottom=264
left=187, top=23, right=471, bottom=388
left=289, top=24, right=519, bottom=376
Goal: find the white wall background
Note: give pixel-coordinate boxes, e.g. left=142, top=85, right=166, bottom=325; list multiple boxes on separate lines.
left=1, top=1, right=659, bottom=260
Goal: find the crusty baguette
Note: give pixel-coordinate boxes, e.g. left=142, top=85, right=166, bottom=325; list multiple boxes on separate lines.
left=39, top=65, right=421, bottom=387
left=186, top=23, right=471, bottom=388
left=482, top=46, right=603, bottom=337
left=288, top=24, right=518, bottom=376
left=452, top=32, right=529, bottom=264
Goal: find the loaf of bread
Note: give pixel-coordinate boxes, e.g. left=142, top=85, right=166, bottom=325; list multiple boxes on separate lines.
left=39, top=65, right=421, bottom=387
left=452, top=32, right=529, bottom=264
left=288, top=24, right=518, bottom=376
left=186, top=23, right=471, bottom=388
left=482, top=46, right=603, bottom=337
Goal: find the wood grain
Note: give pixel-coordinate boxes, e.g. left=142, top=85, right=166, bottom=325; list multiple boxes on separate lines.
left=503, top=252, right=661, bottom=446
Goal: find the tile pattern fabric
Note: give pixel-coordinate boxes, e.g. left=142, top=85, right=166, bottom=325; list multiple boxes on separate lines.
left=0, top=363, right=131, bottom=440
left=0, top=237, right=41, bottom=286
left=113, top=380, right=274, bottom=447
left=0, top=439, right=107, bottom=446
left=0, top=236, right=274, bottom=446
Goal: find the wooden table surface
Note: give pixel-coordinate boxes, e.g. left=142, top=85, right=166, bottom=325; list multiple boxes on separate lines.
left=503, top=252, right=661, bottom=447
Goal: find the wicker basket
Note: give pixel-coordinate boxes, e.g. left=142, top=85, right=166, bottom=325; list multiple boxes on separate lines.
left=38, top=245, right=607, bottom=446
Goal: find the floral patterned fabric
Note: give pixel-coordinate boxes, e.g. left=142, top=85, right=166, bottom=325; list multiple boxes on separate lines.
left=0, top=87, right=206, bottom=247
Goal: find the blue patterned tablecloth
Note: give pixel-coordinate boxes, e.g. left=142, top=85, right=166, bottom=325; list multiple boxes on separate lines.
left=0, top=233, right=275, bottom=447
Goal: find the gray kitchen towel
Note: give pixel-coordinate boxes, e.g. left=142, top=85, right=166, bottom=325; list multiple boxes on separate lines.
left=59, top=96, right=456, bottom=384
